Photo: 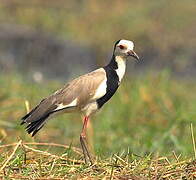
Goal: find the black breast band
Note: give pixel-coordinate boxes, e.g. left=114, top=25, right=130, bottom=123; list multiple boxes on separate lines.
left=96, top=66, right=119, bottom=109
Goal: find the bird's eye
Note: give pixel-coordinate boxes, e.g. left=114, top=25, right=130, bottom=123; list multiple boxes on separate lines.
left=119, top=45, right=125, bottom=49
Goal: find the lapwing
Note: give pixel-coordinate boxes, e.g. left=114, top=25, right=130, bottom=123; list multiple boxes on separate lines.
left=21, top=39, right=139, bottom=164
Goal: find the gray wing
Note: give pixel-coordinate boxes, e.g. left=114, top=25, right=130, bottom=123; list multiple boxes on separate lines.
left=21, top=68, right=106, bottom=136
left=53, top=68, right=106, bottom=109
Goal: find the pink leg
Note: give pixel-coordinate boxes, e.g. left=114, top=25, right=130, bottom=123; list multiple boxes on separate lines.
left=80, top=116, right=93, bottom=164
left=81, top=116, right=89, bottom=137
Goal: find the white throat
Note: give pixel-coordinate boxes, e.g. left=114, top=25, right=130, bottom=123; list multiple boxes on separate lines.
left=115, top=56, right=126, bottom=82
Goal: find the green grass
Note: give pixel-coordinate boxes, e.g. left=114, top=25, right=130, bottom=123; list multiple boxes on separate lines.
left=0, top=71, right=196, bottom=179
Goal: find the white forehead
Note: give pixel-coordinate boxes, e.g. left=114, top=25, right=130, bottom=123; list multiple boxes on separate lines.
left=118, top=39, right=134, bottom=50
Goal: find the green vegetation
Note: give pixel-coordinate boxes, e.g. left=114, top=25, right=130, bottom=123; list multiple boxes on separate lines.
left=0, top=0, right=195, bottom=178
left=0, top=72, right=195, bottom=178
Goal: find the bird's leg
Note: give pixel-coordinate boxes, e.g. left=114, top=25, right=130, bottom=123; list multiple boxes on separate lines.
left=80, top=116, right=93, bottom=164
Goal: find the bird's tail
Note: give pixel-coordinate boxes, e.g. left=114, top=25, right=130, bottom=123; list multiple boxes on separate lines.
left=21, top=98, right=57, bottom=136
left=21, top=110, right=50, bottom=136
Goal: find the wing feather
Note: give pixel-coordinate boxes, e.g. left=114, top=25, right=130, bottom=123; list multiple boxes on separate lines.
left=21, top=68, right=106, bottom=135
left=52, top=68, right=106, bottom=109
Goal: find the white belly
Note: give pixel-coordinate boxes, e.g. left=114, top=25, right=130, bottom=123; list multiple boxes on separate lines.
left=81, top=102, right=98, bottom=117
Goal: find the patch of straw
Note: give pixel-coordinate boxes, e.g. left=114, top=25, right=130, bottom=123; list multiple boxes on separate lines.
left=0, top=140, right=22, bottom=172
left=25, top=100, right=30, bottom=113
left=191, top=123, right=196, bottom=159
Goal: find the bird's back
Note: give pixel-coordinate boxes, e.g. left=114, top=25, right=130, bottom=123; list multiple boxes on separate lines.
left=21, top=68, right=106, bottom=136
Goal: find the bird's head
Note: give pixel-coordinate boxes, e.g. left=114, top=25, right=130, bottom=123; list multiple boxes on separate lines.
left=113, top=39, right=139, bottom=61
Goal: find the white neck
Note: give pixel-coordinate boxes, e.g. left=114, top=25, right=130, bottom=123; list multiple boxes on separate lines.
left=115, top=56, right=126, bottom=82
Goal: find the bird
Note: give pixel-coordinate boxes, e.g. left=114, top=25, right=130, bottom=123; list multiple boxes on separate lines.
left=21, top=39, right=139, bottom=164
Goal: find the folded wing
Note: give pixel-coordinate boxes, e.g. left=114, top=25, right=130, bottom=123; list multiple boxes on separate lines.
left=21, top=68, right=106, bottom=136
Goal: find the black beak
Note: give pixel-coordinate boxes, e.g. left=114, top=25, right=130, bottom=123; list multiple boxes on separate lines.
left=127, top=50, right=139, bottom=61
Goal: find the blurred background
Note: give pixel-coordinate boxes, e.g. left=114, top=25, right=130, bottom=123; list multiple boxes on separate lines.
left=0, top=0, right=196, bottom=157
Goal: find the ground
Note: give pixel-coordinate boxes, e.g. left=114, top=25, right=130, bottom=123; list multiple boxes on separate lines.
left=0, top=72, right=195, bottom=179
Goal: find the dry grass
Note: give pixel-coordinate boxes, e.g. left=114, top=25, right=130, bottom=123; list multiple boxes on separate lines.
left=0, top=73, right=196, bottom=179
left=0, top=141, right=195, bottom=179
